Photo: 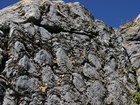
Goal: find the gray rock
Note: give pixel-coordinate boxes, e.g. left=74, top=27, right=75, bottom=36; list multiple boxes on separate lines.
left=24, top=23, right=36, bottom=36
left=39, top=27, right=52, bottom=40
left=29, top=94, right=43, bottom=105
left=83, top=63, right=100, bottom=79
left=72, top=73, right=86, bottom=92
left=23, top=2, right=41, bottom=21
left=2, top=67, right=18, bottom=78
left=104, top=58, right=117, bottom=75
left=56, top=48, right=73, bottom=72
left=0, top=0, right=139, bottom=104
left=11, top=41, right=26, bottom=60
left=29, top=78, right=40, bottom=91
left=34, top=49, right=52, bottom=65
left=137, top=76, right=140, bottom=87
left=86, top=81, right=106, bottom=105
left=19, top=101, right=29, bottom=105
left=16, top=75, right=30, bottom=92
left=14, top=41, right=26, bottom=53
left=29, top=100, right=39, bottom=105
left=16, top=75, right=40, bottom=92
left=0, top=30, right=4, bottom=36
left=19, top=55, right=37, bottom=75
left=2, top=89, right=16, bottom=105
left=42, top=66, right=58, bottom=87
left=64, top=92, right=74, bottom=103
left=45, top=95, right=62, bottom=105
left=88, top=53, right=101, bottom=68
left=106, top=80, right=129, bottom=105
left=9, top=22, right=23, bottom=38
left=19, top=55, right=31, bottom=70
left=3, top=96, right=15, bottom=105
left=131, top=56, right=140, bottom=69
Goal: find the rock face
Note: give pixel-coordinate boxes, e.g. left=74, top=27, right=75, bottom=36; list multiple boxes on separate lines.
left=0, top=0, right=139, bottom=105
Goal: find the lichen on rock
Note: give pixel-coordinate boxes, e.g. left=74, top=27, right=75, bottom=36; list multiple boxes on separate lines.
left=0, top=0, right=139, bottom=105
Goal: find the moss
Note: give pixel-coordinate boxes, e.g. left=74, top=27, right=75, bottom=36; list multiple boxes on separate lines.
left=134, top=91, right=140, bottom=105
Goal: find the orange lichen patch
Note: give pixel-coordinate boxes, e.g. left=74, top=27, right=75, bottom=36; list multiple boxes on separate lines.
left=105, top=97, right=113, bottom=105
left=136, top=68, right=140, bottom=76
left=56, top=75, right=65, bottom=86
left=38, top=85, right=47, bottom=93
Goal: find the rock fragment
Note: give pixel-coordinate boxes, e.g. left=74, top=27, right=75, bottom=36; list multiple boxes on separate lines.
left=56, top=48, right=73, bottom=72
left=88, top=53, right=101, bottom=68
left=83, top=63, right=100, bottom=79
left=34, top=49, right=52, bottom=66
left=72, top=73, right=86, bottom=92
left=42, top=65, right=58, bottom=87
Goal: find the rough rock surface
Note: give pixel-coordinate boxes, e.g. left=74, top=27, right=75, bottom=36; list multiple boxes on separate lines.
left=0, top=0, right=139, bottom=105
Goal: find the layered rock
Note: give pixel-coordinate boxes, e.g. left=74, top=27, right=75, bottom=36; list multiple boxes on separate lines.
left=120, top=15, right=140, bottom=93
left=0, top=0, right=139, bottom=105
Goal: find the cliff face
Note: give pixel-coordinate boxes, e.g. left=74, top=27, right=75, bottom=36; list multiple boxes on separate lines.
left=0, top=0, right=139, bottom=105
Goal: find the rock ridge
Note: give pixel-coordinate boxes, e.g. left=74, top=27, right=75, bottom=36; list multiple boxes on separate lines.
left=0, top=0, right=139, bottom=105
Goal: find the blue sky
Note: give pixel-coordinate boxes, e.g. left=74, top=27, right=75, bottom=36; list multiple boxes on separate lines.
left=0, top=0, right=140, bottom=28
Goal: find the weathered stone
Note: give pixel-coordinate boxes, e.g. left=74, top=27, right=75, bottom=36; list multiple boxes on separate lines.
left=56, top=48, right=73, bottom=72
left=3, top=96, right=15, bottom=105
left=16, top=75, right=40, bottom=93
left=34, top=49, right=52, bottom=66
left=72, top=73, right=86, bottom=92
left=42, top=65, right=58, bottom=87
left=0, top=0, right=139, bottom=104
left=83, top=63, right=100, bottom=79
left=2, top=67, right=18, bottom=78
left=104, top=58, right=117, bottom=75
left=88, top=53, right=101, bottom=68
left=29, top=78, right=40, bottom=91
left=45, top=95, right=62, bottom=105
left=39, top=27, right=52, bottom=40
left=106, top=80, right=130, bottom=105
left=23, top=1, right=41, bottom=21
left=14, top=41, right=26, bottom=53
left=16, top=75, right=30, bottom=92
left=24, top=23, right=36, bottom=36
left=86, top=81, right=106, bottom=105
left=137, top=76, right=140, bottom=87
left=19, top=55, right=37, bottom=75
left=2, top=89, right=16, bottom=105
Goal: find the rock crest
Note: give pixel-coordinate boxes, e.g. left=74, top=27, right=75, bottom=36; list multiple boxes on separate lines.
left=0, top=0, right=139, bottom=105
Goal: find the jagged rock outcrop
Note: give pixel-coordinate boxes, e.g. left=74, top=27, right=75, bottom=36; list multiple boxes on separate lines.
left=0, top=0, right=139, bottom=105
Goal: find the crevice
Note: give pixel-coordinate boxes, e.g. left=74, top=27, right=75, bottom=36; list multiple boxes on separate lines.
left=40, top=24, right=64, bottom=34
left=0, top=91, right=5, bottom=105
left=127, top=37, right=140, bottom=41
left=63, top=29, right=97, bottom=38
left=0, top=75, right=10, bottom=105
left=40, top=23, right=97, bottom=39
left=0, top=53, right=8, bottom=73
left=20, top=16, right=97, bottom=38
